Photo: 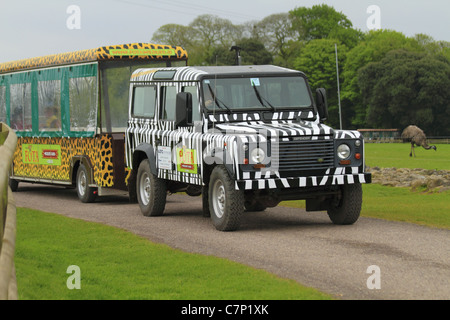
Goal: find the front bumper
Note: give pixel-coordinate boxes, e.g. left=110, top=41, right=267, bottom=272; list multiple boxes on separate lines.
left=235, top=172, right=372, bottom=190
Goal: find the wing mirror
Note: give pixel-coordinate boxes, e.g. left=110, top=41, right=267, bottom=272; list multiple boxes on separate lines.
left=316, top=88, right=328, bottom=122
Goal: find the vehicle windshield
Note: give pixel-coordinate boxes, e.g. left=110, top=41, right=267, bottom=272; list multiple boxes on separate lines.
left=201, top=76, right=312, bottom=112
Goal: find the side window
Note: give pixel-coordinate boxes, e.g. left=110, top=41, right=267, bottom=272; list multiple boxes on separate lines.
left=10, top=83, right=32, bottom=131
left=161, top=86, right=177, bottom=121
left=182, top=86, right=200, bottom=122
left=38, top=80, right=61, bottom=131
left=132, top=86, right=157, bottom=118
left=69, top=77, right=97, bottom=133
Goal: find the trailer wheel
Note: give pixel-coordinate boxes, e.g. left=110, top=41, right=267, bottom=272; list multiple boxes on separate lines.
left=209, top=165, right=244, bottom=231
left=76, top=164, right=97, bottom=203
left=9, top=179, right=19, bottom=192
left=137, top=159, right=167, bottom=216
left=327, top=183, right=362, bottom=225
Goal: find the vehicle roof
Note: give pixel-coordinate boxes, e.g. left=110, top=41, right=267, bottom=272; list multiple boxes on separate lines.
left=130, top=65, right=304, bottom=82
left=0, top=43, right=188, bottom=74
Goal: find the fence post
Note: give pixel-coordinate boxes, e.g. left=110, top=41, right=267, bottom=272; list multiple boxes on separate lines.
left=0, top=123, right=18, bottom=300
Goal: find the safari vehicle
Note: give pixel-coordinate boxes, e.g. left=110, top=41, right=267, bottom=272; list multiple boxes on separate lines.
left=126, top=65, right=372, bottom=231
left=0, top=43, right=188, bottom=200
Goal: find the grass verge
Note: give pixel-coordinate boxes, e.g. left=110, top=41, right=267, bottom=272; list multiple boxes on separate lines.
left=15, top=207, right=331, bottom=300
left=282, top=185, right=449, bottom=229
left=361, top=184, right=450, bottom=229
left=365, top=143, right=449, bottom=170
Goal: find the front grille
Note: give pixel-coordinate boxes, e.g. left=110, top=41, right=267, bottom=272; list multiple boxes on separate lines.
left=271, top=138, right=334, bottom=173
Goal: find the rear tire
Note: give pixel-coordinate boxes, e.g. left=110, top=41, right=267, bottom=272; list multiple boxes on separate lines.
left=136, top=159, right=167, bottom=216
left=9, top=179, right=19, bottom=192
left=327, top=183, right=362, bottom=225
left=208, top=166, right=244, bottom=231
left=76, top=164, right=97, bottom=203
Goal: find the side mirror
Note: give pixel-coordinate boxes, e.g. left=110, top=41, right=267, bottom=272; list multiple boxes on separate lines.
left=175, top=92, right=192, bottom=128
left=316, top=88, right=328, bottom=122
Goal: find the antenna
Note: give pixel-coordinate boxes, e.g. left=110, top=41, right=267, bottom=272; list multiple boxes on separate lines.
left=335, top=43, right=342, bottom=130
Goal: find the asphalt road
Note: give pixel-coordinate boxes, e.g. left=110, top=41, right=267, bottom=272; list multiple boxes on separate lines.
left=13, top=182, right=450, bottom=300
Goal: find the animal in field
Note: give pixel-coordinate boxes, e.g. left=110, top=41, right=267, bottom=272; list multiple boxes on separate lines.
left=401, top=125, right=437, bottom=157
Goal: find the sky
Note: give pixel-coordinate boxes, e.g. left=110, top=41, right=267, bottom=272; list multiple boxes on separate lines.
left=1, top=0, right=449, bottom=63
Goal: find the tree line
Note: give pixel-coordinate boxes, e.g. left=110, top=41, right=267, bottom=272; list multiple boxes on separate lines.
left=152, top=4, right=450, bottom=135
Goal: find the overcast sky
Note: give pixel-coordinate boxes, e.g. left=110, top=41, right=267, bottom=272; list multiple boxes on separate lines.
left=1, top=0, right=449, bottom=63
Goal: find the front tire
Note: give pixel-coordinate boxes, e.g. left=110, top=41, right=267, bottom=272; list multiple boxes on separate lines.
left=76, top=164, right=97, bottom=203
left=327, top=183, right=362, bottom=225
left=209, top=166, right=244, bottom=231
left=136, top=159, right=167, bottom=216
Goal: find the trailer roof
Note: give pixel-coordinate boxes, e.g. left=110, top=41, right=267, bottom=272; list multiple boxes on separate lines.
left=0, top=43, right=188, bottom=74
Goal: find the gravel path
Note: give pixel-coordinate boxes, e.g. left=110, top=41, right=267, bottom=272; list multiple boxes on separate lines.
left=14, top=183, right=450, bottom=300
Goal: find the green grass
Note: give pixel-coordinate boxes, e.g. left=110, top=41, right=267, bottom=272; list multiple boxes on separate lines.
left=361, top=184, right=450, bottom=229
left=15, top=208, right=331, bottom=300
left=363, top=143, right=450, bottom=229
left=365, top=143, right=450, bottom=170
left=282, top=184, right=449, bottom=229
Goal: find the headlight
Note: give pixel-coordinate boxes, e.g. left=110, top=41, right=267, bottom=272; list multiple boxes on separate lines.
left=251, top=148, right=265, bottom=163
left=337, top=144, right=351, bottom=159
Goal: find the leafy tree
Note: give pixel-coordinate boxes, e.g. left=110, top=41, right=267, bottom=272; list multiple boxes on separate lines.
left=238, top=38, right=273, bottom=65
left=151, top=23, right=195, bottom=49
left=152, top=14, right=242, bottom=65
left=358, top=50, right=450, bottom=135
left=341, top=30, right=422, bottom=129
left=289, top=4, right=363, bottom=49
left=294, top=39, right=347, bottom=128
left=209, top=38, right=273, bottom=66
left=254, top=13, right=294, bottom=66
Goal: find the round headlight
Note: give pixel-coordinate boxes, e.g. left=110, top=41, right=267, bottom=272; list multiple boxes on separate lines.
left=251, top=148, right=265, bottom=164
left=337, top=144, right=351, bottom=159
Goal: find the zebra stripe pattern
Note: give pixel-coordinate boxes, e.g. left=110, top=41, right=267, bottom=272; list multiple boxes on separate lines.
left=126, top=66, right=371, bottom=191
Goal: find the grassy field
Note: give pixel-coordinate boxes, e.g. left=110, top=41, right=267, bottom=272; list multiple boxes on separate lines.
left=364, top=143, right=449, bottom=170
left=15, top=208, right=331, bottom=300
left=363, top=143, right=450, bottom=228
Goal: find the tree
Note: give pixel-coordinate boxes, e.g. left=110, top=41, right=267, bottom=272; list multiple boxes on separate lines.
left=289, top=4, right=362, bottom=49
left=341, top=30, right=422, bottom=129
left=254, top=13, right=295, bottom=66
left=151, top=23, right=195, bottom=49
left=358, top=50, right=450, bottom=135
left=294, top=39, right=347, bottom=128
left=152, top=15, right=242, bottom=65
left=188, top=14, right=242, bottom=65
left=209, top=38, right=273, bottom=66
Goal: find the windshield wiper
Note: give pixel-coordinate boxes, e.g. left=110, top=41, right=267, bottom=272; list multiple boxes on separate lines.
left=207, top=84, right=232, bottom=113
left=252, top=85, right=275, bottom=111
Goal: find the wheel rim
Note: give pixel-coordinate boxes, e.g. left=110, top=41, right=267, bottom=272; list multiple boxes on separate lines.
left=212, top=179, right=226, bottom=218
left=78, top=171, right=87, bottom=197
left=139, top=172, right=151, bottom=206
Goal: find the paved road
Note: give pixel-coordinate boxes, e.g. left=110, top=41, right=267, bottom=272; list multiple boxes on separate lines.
left=13, top=183, right=450, bottom=300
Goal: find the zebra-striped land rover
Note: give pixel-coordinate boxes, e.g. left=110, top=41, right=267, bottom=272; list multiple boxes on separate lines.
left=125, top=65, right=371, bottom=231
